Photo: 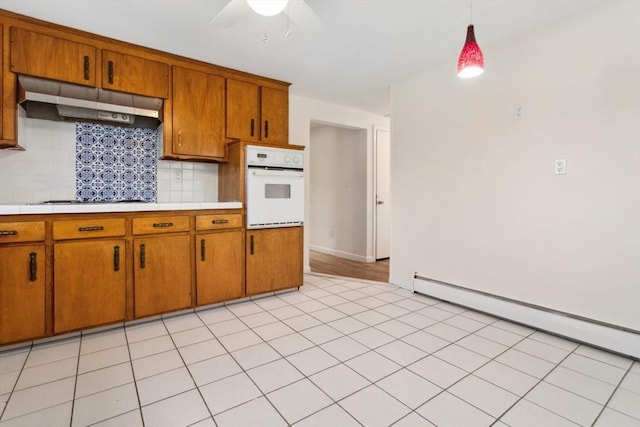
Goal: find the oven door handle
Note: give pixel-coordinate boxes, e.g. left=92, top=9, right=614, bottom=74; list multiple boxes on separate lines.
left=250, top=170, right=304, bottom=178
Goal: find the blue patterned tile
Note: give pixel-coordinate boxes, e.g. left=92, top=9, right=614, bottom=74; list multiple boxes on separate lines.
left=75, top=123, right=157, bottom=202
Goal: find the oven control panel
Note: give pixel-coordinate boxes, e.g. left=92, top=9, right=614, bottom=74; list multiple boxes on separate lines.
left=246, top=146, right=304, bottom=169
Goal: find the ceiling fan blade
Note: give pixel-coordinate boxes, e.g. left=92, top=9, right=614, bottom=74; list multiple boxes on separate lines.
left=209, top=0, right=250, bottom=28
left=286, top=0, right=323, bottom=33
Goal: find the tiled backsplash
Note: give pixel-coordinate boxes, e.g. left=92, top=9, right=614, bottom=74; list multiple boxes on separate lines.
left=76, top=123, right=158, bottom=202
left=0, top=114, right=218, bottom=204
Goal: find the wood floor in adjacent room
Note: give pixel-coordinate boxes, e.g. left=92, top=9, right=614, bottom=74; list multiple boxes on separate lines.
left=309, top=250, right=390, bottom=283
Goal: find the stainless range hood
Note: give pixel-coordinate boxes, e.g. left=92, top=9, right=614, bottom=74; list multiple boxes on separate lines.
left=17, top=75, right=163, bottom=129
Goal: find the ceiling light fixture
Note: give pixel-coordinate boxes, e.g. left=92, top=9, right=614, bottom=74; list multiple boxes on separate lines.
left=457, top=3, right=484, bottom=78
left=247, top=0, right=289, bottom=17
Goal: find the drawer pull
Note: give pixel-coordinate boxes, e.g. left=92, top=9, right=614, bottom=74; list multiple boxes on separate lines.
left=200, top=239, right=206, bottom=261
left=29, top=252, right=37, bottom=282
left=212, top=219, right=229, bottom=225
left=114, top=246, right=120, bottom=272
left=78, top=226, right=104, bottom=232
left=0, top=230, right=18, bottom=236
left=152, top=222, right=174, bottom=228
left=139, top=244, right=146, bottom=269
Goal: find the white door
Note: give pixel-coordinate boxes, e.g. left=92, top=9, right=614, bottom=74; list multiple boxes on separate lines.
left=375, top=128, right=391, bottom=260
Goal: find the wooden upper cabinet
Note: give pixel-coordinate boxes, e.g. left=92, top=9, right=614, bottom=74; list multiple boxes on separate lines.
left=261, top=86, right=289, bottom=145
left=0, top=23, right=17, bottom=148
left=226, top=78, right=260, bottom=142
left=226, top=78, right=289, bottom=144
left=172, top=66, right=226, bottom=158
left=10, top=27, right=97, bottom=86
left=101, top=50, right=169, bottom=98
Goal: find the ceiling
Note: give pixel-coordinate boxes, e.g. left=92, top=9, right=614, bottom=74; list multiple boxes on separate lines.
left=0, top=0, right=610, bottom=116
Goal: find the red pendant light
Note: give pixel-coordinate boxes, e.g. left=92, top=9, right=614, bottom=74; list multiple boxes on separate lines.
left=457, top=3, right=484, bottom=79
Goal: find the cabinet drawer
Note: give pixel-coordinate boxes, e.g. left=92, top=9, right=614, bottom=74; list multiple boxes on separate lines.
left=53, top=218, right=125, bottom=240
left=195, top=214, right=242, bottom=231
left=0, top=221, right=45, bottom=243
left=132, top=216, right=190, bottom=235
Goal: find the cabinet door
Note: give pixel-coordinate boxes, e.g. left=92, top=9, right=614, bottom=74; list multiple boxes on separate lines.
left=196, top=230, right=244, bottom=305
left=0, top=23, right=16, bottom=148
left=246, top=227, right=303, bottom=295
left=172, top=66, right=226, bottom=158
left=54, top=239, right=126, bottom=334
left=10, top=27, right=97, bottom=86
left=261, top=86, right=289, bottom=145
left=101, top=50, right=169, bottom=98
left=0, top=245, right=45, bottom=344
left=226, top=78, right=260, bottom=142
left=134, top=235, right=191, bottom=317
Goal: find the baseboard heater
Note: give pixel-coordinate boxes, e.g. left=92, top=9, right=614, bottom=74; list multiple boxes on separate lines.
left=412, top=274, right=640, bottom=359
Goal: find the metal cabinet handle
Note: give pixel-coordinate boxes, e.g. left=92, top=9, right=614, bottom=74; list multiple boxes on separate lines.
left=200, top=239, right=206, bottom=262
left=114, top=245, right=120, bottom=272
left=153, top=222, right=173, bottom=228
left=83, top=56, right=90, bottom=80
left=250, top=118, right=255, bottom=137
left=29, top=252, right=37, bottom=282
left=108, top=60, right=114, bottom=84
left=139, top=244, right=146, bottom=269
left=264, top=120, right=269, bottom=139
left=178, top=131, right=182, bottom=147
left=78, top=226, right=104, bottom=232
left=212, top=219, right=229, bottom=225
left=250, top=235, right=254, bottom=255
left=377, top=200, right=384, bottom=205
left=0, top=230, right=18, bottom=236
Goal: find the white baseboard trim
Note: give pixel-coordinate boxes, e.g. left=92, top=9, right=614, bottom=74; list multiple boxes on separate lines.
left=304, top=265, right=311, bottom=273
left=413, top=276, right=640, bottom=359
left=310, top=245, right=371, bottom=263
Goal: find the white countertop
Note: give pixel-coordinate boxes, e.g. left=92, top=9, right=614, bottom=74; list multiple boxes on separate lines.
left=0, top=202, right=242, bottom=216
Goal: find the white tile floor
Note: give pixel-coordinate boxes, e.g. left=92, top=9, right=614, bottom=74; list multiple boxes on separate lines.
left=0, top=273, right=639, bottom=427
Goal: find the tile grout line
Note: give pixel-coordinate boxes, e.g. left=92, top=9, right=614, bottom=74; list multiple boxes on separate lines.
left=590, top=362, right=637, bottom=426
left=123, top=323, right=146, bottom=427
left=0, top=343, right=33, bottom=422
left=68, top=333, right=83, bottom=427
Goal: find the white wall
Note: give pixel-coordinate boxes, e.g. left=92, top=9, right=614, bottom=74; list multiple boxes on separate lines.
left=391, top=1, right=640, bottom=331
left=309, top=124, right=368, bottom=261
left=289, top=95, right=390, bottom=272
left=0, top=115, right=218, bottom=204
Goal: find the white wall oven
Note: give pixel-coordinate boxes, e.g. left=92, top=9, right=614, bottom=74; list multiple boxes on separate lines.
left=245, top=145, right=304, bottom=229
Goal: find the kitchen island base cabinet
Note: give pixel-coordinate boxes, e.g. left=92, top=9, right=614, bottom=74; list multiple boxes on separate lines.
left=246, top=227, right=303, bottom=295
left=53, top=239, right=126, bottom=334
left=196, top=230, right=244, bottom=305
left=134, top=234, right=191, bottom=318
left=0, top=245, right=45, bottom=345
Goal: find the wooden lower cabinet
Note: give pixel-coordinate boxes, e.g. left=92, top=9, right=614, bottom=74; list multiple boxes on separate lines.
left=246, top=227, right=303, bottom=295
left=134, top=234, right=191, bottom=317
left=0, top=245, right=46, bottom=344
left=196, top=230, right=244, bottom=305
left=53, top=239, right=126, bottom=334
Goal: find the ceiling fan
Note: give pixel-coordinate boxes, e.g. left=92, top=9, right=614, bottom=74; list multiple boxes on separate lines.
left=210, top=0, right=321, bottom=36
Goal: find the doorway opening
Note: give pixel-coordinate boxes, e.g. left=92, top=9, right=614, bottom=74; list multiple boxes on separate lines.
left=308, top=121, right=390, bottom=282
